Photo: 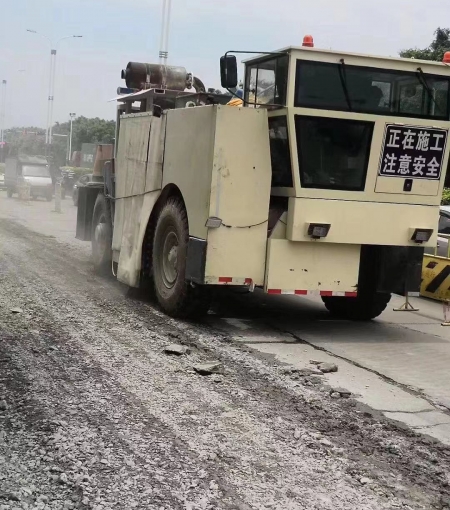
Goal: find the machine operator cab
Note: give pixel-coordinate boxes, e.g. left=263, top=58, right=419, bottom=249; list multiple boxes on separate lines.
left=220, top=36, right=450, bottom=207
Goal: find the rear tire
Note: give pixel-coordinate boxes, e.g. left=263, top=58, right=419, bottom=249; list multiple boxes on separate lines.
left=153, top=196, right=211, bottom=318
left=7, top=188, right=13, bottom=198
left=91, top=193, right=113, bottom=274
left=46, top=193, right=52, bottom=202
left=322, top=292, right=391, bottom=321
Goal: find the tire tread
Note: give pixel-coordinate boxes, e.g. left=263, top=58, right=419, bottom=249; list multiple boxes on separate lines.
left=153, top=196, right=210, bottom=319
left=322, top=292, right=391, bottom=321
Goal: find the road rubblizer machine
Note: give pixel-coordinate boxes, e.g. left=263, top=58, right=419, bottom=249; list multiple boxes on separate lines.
left=76, top=37, right=450, bottom=320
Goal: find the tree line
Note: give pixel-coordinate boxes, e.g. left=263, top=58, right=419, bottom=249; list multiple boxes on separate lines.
left=2, top=116, right=115, bottom=168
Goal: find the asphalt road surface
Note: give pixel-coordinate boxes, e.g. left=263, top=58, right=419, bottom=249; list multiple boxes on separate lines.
left=0, top=194, right=450, bottom=510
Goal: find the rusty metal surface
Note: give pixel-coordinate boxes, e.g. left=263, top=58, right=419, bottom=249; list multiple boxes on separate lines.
left=122, top=62, right=188, bottom=91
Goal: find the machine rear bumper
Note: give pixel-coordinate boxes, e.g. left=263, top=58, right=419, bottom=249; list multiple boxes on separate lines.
left=265, top=240, right=360, bottom=295
left=287, top=197, right=439, bottom=248
left=264, top=241, right=423, bottom=297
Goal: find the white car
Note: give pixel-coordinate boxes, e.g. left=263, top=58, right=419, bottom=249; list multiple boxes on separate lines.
left=437, top=206, right=450, bottom=257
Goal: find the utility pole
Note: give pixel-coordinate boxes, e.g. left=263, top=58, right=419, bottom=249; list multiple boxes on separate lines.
left=26, top=30, right=82, bottom=146
left=0, top=80, right=7, bottom=144
left=159, top=0, right=172, bottom=65
left=69, top=113, right=76, bottom=164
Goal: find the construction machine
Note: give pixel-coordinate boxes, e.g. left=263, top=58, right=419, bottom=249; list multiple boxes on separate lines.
left=76, top=38, right=450, bottom=320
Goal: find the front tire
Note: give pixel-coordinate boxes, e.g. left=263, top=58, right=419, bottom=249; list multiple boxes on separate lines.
left=153, top=197, right=210, bottom=318
left=322, top=292, right=391, bottom=321
left=91, top=193, right=113, bottom=274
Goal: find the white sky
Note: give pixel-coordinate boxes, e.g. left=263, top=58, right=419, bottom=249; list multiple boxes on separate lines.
left=0, top=0, right=448, bottom=128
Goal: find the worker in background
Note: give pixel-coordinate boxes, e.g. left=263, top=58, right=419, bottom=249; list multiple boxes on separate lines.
left=227, top=88, right=243, bottom=107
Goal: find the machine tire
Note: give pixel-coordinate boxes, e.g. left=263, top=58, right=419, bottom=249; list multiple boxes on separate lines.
left=322, top=292, right=391, bottom=321
left=153, top=197, right=211, bottom=318
left=91, top=193, right=113, bottom=275
left=7, top=188, right=13, bottom=198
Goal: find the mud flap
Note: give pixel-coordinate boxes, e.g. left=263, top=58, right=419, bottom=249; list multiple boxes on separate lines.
left=372, top=246, right=424, bottom=295
left=76, top=185, right=102, bottom=241
left=186, top=237, right=207, bottom=285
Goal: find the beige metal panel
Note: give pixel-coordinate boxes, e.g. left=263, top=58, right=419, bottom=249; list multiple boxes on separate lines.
left=162, top=106, right=216, bottom=239
left=205, top=225, right=268, bottom=285
left=113, top=113, right=152, bottom=254
left=265, top=239, right=360, bottom=292
left=116, top=195, right=144, bottom=285
left=208, top=106, right=271, bottom=225
left=112, top=197, right=125, bottom=251
left=287, top=108, right=449, bottom=206
left=204, top=106, right=272, bottom=285
left=114, top=112, right=162, bottom=286
left=116, top=191, right=160, bottom=287
left=115, top=113, right=152, bottom=199
left=145, top=115, right=165, bottom=193
left=375, top=176, right=440, bottom=197
left=287, top=197, right=439, bottom=247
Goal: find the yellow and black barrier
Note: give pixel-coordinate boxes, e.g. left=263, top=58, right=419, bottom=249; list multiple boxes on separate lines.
left=420, top=234, right=450, bottom=302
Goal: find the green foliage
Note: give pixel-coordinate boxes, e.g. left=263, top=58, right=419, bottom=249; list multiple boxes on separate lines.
left=400, top=28, right=450, bottom=61
left=442, top=188, right=450, bottom=205
left=2, top=117, right=115, bottom=169
left=53, top=116, right=115, bottom=152
left=4, top=128, right=47, bottom=159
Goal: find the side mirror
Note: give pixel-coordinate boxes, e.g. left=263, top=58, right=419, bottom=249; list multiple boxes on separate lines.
left=220, top=55, right=238, bottom=89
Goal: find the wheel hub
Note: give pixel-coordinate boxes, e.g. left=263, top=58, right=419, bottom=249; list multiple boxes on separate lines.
left=162, top=231, right=179, bottom=288
left=94, top=221, right=107, bottom=254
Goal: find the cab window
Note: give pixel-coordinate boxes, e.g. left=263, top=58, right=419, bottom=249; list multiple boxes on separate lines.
left=245, top=55, right=289, bottom=107
left=295, top=60, right=450, bottom=120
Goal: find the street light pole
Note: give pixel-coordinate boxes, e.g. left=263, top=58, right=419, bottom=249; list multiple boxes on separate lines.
left=69, top=113, right=76, bottom=164
left=159, top=0, right=172, bottom=64
left=26, top=30, right=82, bottom=146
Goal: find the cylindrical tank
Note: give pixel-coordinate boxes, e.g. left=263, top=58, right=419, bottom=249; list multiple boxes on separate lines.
left=121, top=62, right=188, bottom=91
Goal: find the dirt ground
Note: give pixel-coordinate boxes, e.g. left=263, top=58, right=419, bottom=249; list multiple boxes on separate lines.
left=0, top=201, right=450, bottom=509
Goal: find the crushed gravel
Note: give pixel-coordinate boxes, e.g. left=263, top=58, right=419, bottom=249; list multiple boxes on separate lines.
left=0, top=218, right=450, bottom=510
